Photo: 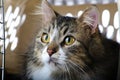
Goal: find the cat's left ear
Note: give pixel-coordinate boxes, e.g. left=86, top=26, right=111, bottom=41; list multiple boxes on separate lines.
left=78, top=6, right=99, bottom=34
left=41, top=0, right=58, bottom=24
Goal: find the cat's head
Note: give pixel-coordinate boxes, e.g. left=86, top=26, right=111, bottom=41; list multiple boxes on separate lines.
left=34, top=0, right=99, bottom=73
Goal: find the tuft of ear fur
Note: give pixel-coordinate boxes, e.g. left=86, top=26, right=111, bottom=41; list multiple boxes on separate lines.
left=41, top=0, right=56, bottom=24
left=78, top=6, right=99, bottom=34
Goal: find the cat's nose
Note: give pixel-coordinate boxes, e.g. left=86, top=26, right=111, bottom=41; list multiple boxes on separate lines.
left=47, top=49, right=57, bottom=56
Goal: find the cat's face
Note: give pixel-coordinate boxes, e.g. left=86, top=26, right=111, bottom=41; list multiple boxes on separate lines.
left=30, top=0, right=99, bottom=79
left=34, top=2, right=98, bottom=66
left=34, top=16, right=92, bottom=80
left=35, top=16, right=86, bottom=67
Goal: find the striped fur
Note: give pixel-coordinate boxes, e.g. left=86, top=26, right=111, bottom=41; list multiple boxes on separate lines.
left=26, top=0, right=119, bottom=80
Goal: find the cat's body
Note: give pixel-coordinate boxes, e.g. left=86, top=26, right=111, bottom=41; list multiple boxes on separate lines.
left=26, top=0, right=119, bottom=80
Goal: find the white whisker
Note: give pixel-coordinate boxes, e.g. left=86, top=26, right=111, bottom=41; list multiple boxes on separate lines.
left=64, top=60, right=91, bottom=79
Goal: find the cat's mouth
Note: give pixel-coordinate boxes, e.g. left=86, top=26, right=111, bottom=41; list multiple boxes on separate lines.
left=48, top=58, right=59, bottom=65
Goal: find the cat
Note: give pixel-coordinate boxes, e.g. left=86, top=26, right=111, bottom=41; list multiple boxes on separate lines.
left=26, top=0, right=120, bottom=80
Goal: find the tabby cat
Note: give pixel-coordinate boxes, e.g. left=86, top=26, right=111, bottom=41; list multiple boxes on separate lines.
left=26, top=0, right=119, bottom=80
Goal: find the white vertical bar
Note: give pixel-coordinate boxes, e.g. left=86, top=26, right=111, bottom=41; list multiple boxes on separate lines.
left=0, top=0, right=5, bottom=80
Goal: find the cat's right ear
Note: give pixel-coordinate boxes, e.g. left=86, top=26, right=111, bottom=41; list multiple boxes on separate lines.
left=41, top=0, right=57, bottom=24
left=77, top=6, right=99, bottom=34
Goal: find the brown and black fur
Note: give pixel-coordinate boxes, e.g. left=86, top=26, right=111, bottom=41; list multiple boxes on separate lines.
left=25, top=0, right=120, bottom=80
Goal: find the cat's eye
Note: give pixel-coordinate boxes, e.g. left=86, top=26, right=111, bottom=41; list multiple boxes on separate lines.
left=64, top=36, right=75, bottom=46
left=41, top=33, right=50, bottom=43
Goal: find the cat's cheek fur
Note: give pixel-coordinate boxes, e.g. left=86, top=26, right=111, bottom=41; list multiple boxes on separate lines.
left=57, top=47, right=67, bottom=64
left=41, top=46, right=50, bottom=63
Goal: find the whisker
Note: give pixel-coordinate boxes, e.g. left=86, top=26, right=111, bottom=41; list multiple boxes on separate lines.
left=65, top=60, right=91, bottom=78
left=64, top=63, right=72, bottom=80
left=53, top=56, right=91, bottom=79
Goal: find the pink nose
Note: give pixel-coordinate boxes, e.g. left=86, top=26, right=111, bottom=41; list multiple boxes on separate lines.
left=47, top=49, right=56, bottom=56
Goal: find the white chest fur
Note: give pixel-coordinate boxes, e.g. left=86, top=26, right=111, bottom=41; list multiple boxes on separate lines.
left=31, top=64, right=54, bottom=80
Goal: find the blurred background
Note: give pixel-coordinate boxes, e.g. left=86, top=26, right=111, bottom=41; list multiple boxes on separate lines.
left=0, top=0, right=119, bottom=79
left=48, top=0, right=118, bottom=5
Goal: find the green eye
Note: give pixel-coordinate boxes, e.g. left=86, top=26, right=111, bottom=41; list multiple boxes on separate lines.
left=64, top=36, right=75, bottom=46
left=41, top=33, right=50, bottom=43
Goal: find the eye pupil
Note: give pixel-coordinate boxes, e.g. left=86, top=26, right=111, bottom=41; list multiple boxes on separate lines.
left=66, top=37, right=70, bottom=43
left=45, top=35, right=48, bottom=40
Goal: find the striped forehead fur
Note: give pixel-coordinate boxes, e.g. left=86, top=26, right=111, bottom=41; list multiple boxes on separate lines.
left=56, top=16, right=76, bottom=28
left=48, top=16, right=77, bottom=35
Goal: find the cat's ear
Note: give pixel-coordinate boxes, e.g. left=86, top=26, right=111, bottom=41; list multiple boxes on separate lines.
left=78, top=6, right=99, bottom=34
left=41, top=0, right=57, bottom=24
